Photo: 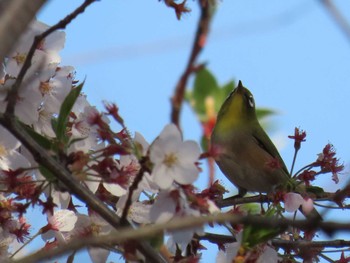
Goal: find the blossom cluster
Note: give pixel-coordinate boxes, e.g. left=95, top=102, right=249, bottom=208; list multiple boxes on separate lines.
left=0, top=20, right=215, bottom=262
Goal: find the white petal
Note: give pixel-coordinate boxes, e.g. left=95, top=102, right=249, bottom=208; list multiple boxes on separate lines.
left=129, top=203, right=151, bottom=224
left=159, top=124, right=182, bottom=142
left=301, top=198, right=315, bottom=215
left=149, top=140, right=166, bottom=163
left=88, top=247, right=110, bottom=263
left=85, top=179, right=100, bottom=194
left=170, top=228, right=195, bottom=251
left=177, top=140, right=201, bottom=162
left=134, top=132, right=149, bottom=155
left=139, top=172, right=159, bottom=193
left=284, top=192, right=304, bottom=212
left=152, top=164, right=174, bottom=189
left=103, top=182, right=127, bottom=197
left=173, top=163, right=199, bottom=185
left=216, top=242, right=240, bottom=263
left=4, top=151, right=30, bottom=169
left=150, top=191, right=176, bottom=223
left=257, top=246, right=278, bottom=263
left=53, top=210, right=78, bottom=232
left=0, top=127, right=21, bottom=151
left=51, top=190, right=71, bottom=209
left=41, top=229, right=55, bottom=241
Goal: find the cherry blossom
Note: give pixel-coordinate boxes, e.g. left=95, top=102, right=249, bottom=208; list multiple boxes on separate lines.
left=6, top=20, right=64, bottom=77
left=70, top=213, right=113, bottom=263
left=216, top=231, right=242, bottom=263
left=150, top=124, right=201, bottom=189
left=150, top=188, right=204, bottom=253
left=41, top=209, right=77, bottom=243
left=257, top=245, right=279, bottom=263
left=0, top=127, right=30, bottom=172
left=41, top=66, right=74, bottom=113
left=69, top=104, right=104, bottom=153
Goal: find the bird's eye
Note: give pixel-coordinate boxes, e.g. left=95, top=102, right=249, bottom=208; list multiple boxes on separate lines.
left=248, top=95, right=254, bottom=108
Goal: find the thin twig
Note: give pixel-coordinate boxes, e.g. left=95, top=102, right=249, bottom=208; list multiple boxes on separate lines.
left=273, top=239, right=350, bottom=249
left=199, top=232, right=350, bottom=251
left=120, top=164, right=147, bottom=224
left=216, top=194, right=270, bottom=208
left=216, top=191, right=344, bottom=209
left=290, top=148, right=298, bottom=176
left=170, top=0, right=213, bottom=127
left=12, top=212, right=350, bottom=263
left=6, top=0, right=97, bottom=115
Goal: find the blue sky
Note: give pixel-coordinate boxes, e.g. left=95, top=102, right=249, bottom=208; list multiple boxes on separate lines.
left=35, top=1, right=350, bottom=262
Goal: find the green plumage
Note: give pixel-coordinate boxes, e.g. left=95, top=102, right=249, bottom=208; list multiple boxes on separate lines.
left=211, top=81, right=289, bottom=195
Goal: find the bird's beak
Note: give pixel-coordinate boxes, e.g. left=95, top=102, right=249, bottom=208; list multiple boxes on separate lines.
left=236, top=80, right=244, bottom=93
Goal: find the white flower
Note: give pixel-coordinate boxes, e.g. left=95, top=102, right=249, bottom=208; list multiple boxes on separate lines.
left=150, top=188, right=204, bottom=253
left=167, top=208, right=204, bottom=253
left=41, top=66, right=74, bottom=113
left=0, top=127, right=30, bottom=171
left=257, top=245, right=279, bottom=263
left=103, top=154, right=140, bottom=197
left=42, top=209, right=78, bottom=243
left=150, top=124, right=200, bottom=189
left=70, top=213, right=112, bottom=263
left=33, top=107, right=56, bottom=137
left=149, top=190, right=177, bottom=224
left=88, top=247, right=110, bottom=263
left=6, top=20, right=65, bottom=77
left=69, top=105, right=101, bottom=153
left=216, top=231, right=242, bottom=263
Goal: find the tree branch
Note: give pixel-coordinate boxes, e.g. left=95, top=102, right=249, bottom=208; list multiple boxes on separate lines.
left=0, top=0, right=47, bottom=63
left=170, top=0, right=213, bottom=127
left=13, top=212, right=350, bottom=263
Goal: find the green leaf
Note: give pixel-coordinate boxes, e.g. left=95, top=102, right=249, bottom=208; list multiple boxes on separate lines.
left=39, top=165, right=56, bottom=182
left=193, top=68, right=219, bottom=100
left=242, top=208, right=284, bottom=248
left=148, top=232, right=164, bottom=250
left=56, top=81, right=84, bottom=142
left=243, top=224, right=282, bottom=248
left=20, top=122, right=53, bottom=150
left=187, top=68, right=219, bottom=119
left=68, top=136, right=88, bottom=148
left=256, top=108, right=275, bottom=120
left=306, top=185, right=325, bottom=197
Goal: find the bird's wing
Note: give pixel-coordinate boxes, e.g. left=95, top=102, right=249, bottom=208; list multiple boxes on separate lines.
left=251, top=126, right=290, bottom=176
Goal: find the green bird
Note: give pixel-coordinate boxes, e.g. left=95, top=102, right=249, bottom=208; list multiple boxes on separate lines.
left=211, top=80, right=289, bottom=196
left=211, top=81, right=321, bottom=219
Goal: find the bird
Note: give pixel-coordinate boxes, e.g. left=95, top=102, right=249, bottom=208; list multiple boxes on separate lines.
left=211, top=80, right=321, bottom=219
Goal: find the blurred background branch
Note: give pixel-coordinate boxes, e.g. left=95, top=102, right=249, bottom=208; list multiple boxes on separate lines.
left=0, top=0, right=47, bottom=62
left=320, top=0, right=350, bottom=42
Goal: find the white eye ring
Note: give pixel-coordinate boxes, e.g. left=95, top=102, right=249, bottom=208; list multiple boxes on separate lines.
left=248, top=96, right=254, bottom=108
